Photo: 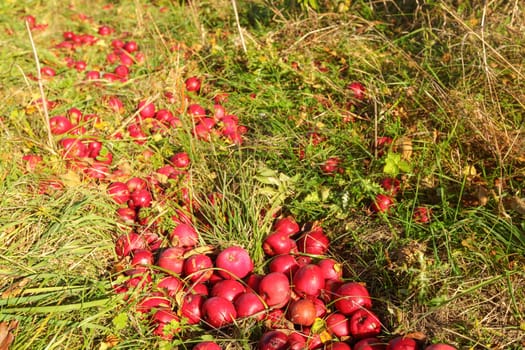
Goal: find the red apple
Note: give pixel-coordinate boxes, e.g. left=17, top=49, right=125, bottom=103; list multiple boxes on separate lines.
left=60, top=138, right=88, bottom=159
left=123, top=41, right=138, bottom=53
left=156, top=276, right=183, bottom=297
left=215, top=246, right=253, bottom=279
left=325, top=312, right=350, bottom=338
left=273, top=216, right=300, bottom=236
left=87, top=141, right=103, bottom=159
left=155, top=109, right=174, bottom=123
left=263, top=231, right=297, bottom=256
left=245, top=273, right=263, bottom=292
left=115, top=232, right=147, bottom=258
left=201, top=296, right=237, bottom=328
left=137, top=100, right=156, bottom=119
left=287, top=331, right=307, bottom=350
left=126, top=177, right=148, bottom=193
left=258, top=272, right=291, bottom=309
left=354, top=337, right=386, bottom=350
left=347, top=81, right=365, bottom=101
left=325, top=343, right=352, bottom=350
left=310, top=297, right=327, bottom=318
left=169, top=223, right=199, bottom=248
left=152, top=309, right=180, bottom=340
left=380, top=177, right=401, bottom=195
left=268, top=254, right=299, bottom=277
left=386, top=337, right=418, bottom=350
left=258, top=330, right=288, bottom=350
left=49, top=116, right=73, bottom=135
left=129, top=188, right=152, bottom=208
left=85, top=70, right=100, bottom=80
left=321, top=157, right=342, bottom=174
left=114, top=64, right=129, bottom=78
left=296, top=225, right=329, bottom=256
left=425, top=344, right=457, bottom=350
left=292, top=264, right=325, bottom=297
left=41, top=66, right=56, bottom=78
left=98, top=25, right=113, bottom=36
left=185, top=76, right=201, bottom=92
left=288, top=298, right=317, bottom=326
left=187, top=103, right=206, bottom=119
left=371, top=194, right=395, bottom=213
left=171, top=152, right=191, bottom=168
left=107, top=182, right=130, bottom=204
left=152, top=308, right=179, bottom=325
left=136, top=295, right=171, bottom=314
left=193, top=341, right=221, bottom=350
left=22, top=154, right=42, bottom=172
left=234, top=291, right=266, bottom=320
left=302, top=327, right=322, bottom=349
left=156, top=247, right=185, bottom=274
left=119, top=53, right=134, bottom=66
left=317, top=258, right=343, bottom=281
left=210, top=279, right=245, bottom=302
left=349, top=309, right=381, bottom=339
left=334, top=282, right=372, bottom=315
left=180, top=293, right=204, bottom=324
left=183, top=253, right=213, bottom=282
left=212, top=104, right=226, bottom=121
left=127, top=249, right=154, bottom=275
left=413, top=207, right=431, bottom=223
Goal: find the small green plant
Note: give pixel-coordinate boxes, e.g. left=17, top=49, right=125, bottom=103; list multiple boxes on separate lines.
left=383, top=151, right=412, bottom=177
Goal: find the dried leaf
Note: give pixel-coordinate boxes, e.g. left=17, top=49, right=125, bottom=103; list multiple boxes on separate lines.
left=60, top=169, right=83, bottom=187
left=1, top=278, right=30, bottom=299
left=405, top=331, right=427, bottom=341
left=396, top=137, right=413, bottom=160
left=504, top=196, right=525, bottom=216
left=182, top=245, right=215, bottom=259
left=475, top=185, right=490, bottom=206
left=0, top=321, right=18, bottom=350
left=462, top=164, right=477, bottom=177
left=319, top=330, right=332, bottom=343
left=99, top=335, right=120, bottom=350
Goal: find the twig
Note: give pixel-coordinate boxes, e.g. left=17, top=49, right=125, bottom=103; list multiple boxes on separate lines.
left=373, top=94, right=378, bottom=159
left=110, top=93, right=161, bottom=139
left=231, top=0, right=247, bottom=54
left=288, top=25, right=339, bottom=51
left=26, top=20, right=55, bottom=153
left=441, top=2, right=525, bottom=81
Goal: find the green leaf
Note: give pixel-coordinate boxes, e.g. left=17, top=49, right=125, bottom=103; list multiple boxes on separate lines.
left=383, top=152, right=412, bottom=176
left=304, top=191, right=320, bottom=203
left=255, top=175, right=281, bottom=186
left=320, top=187, right=330, bottom=201
left=111, top=312, right=128, bottom=331
left=383, top=161, right=398, bottom=176
left=398, top=159, right=412, bottom=173
left=428, top=295, right=448, bottom=307
left=310, top=317, right=326, bottom=334
left=308, top=0, right=319, bottom=10
left=199, top=334, right=215, bottom=341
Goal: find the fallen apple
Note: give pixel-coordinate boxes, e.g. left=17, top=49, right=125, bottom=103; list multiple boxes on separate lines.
left=201, top=296, right=237, bottom=328
left=215, top=245, right=254, bottom=279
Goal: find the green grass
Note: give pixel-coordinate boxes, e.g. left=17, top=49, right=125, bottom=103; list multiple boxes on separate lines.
left=0, top=0, right=524, bottom=349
